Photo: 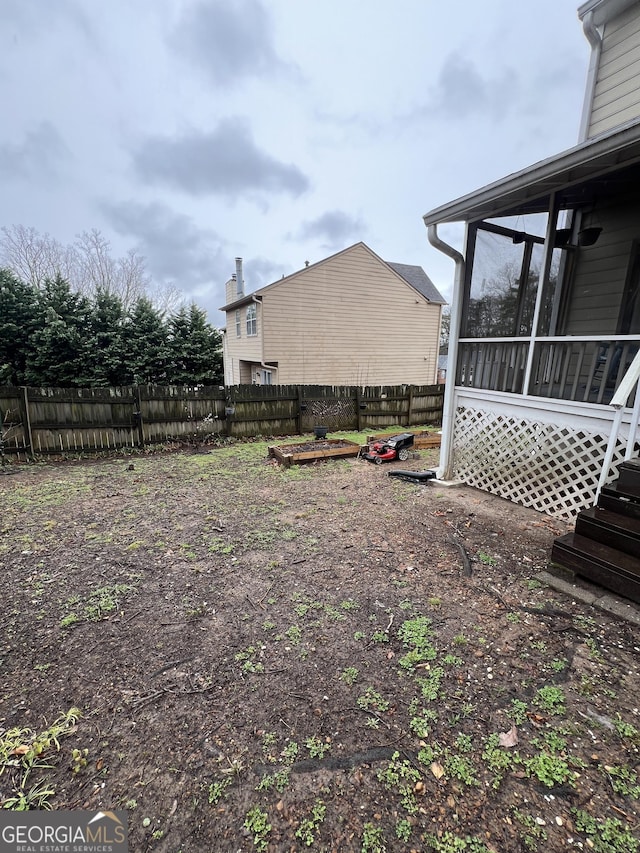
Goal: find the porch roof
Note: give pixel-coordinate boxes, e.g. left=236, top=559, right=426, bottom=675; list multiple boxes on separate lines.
left=423, top=118, right=640, bottom=226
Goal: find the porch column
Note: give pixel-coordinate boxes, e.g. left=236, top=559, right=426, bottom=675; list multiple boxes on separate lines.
left=523, top=193, right=558, bottom=393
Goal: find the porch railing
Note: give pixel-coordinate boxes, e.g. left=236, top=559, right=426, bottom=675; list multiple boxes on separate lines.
left=595, top=347, right=640, bottom=501
left=456, top=337, right=639, bottom=404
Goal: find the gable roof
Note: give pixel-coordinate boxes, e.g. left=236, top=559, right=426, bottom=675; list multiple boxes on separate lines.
left=219, top=241, right=445, bottom=311
left=386, top=262, right=445, bottom=304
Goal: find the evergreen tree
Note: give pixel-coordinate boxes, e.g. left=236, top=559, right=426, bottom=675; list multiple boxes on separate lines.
left=23, top=275, right=91, bottom=386
left=122, top=297, right=169, bottom=384
left=0, top=269, right=41, bottom=384
left=83, top=289, right=128, bottom=386
left=168, top=304, right=223, bottom=385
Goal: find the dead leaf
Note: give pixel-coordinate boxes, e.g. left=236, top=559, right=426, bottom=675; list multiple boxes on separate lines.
left=11, top=745, right=30, bottom=756
left=96, top=757, right=104, bottom=771
left=430, top=761, right=445, bottom=779
left=498, top=725, right=518, bottom=748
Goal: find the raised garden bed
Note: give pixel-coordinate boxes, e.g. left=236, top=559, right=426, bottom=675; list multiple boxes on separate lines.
left=366, top=429, right=441, bottom=449
left=268, top=438, right=362, bottom=467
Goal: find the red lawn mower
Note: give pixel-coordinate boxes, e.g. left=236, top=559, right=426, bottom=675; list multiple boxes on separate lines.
left=362, top=432, right=415, bottom=464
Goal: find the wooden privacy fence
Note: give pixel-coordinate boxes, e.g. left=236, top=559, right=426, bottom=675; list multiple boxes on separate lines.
left=0, top=383, right=444, bottom=459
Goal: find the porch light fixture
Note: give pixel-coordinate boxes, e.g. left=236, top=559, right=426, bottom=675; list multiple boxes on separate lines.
left=577, top=226, right=602, bottom=246
left=553, top=226, right=602, bottom=248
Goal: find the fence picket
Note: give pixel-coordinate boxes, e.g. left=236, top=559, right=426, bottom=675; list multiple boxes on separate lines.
left=0, top=383, right=443, bottom=457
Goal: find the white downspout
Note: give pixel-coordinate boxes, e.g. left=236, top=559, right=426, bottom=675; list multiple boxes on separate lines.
left=578, top=11, right=602, bottom=142
left=425, top=222, right=466, bottom=481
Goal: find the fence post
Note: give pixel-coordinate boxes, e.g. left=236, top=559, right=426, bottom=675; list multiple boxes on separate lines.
left=355, top=387, right=362, bottom=432
left=133, top=386, right=145, bottom=447
left=297, top=386, right=304, bottom=435
left=407, top=385, right=414, bottom=426
left=19, top=387, right=34, bottom=457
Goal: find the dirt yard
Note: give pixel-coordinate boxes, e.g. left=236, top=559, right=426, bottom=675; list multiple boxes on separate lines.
left=1, top=435, right=640, bottom=853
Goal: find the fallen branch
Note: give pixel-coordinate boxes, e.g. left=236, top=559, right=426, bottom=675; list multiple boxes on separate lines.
left=446, top=537, right=472, bottom=577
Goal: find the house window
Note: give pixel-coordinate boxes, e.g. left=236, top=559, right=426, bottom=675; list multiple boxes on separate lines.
left=246, top=304, right=257, bottom=336
left=261, top=369, right=272, bottom=385
left=235, top=310, right=241, bottom=337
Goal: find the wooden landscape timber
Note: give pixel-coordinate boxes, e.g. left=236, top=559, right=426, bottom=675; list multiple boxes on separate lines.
left=268, top=439, right=362, bottom=467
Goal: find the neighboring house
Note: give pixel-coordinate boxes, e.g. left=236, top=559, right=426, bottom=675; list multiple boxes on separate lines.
left=220, top=242, right=445, bottom=387
left=424, top=0, right=640, bottom=521
left=437, top=354, right=448, bottom=384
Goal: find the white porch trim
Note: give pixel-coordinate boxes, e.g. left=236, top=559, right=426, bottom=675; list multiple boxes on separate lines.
left=444, top=388, right=635, bottom=519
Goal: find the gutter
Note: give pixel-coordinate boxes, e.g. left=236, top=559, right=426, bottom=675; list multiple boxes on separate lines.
left=425, top=223, right=466, bottom=481
left=578, top=10, right=603, bottom=142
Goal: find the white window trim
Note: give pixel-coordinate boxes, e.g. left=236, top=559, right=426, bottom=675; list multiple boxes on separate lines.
left=246, top=304, right=257, bottom=336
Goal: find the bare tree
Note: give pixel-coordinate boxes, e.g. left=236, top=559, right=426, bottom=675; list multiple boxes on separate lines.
left=0, top=225, right=69, bottom=289
left=0, top=224, right=157, bottom=310
left=149, top=280, right=185, bottom=317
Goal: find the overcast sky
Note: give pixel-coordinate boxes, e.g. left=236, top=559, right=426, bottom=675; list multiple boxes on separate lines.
left=1, top=0, right=590, bottom=325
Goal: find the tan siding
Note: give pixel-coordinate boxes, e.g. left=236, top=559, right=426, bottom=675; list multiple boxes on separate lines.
left=565, top=197, right=638, bottom=334
left=588, top=4, right=640, bottom=137
left=259, top=244, right=441, bottom=385
left=224, top=303, right=264, bottom=384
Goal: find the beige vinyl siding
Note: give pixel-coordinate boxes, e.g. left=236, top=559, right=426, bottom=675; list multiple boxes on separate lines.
left=588, top=4, right=640, bottom=137
left=564, top=196, right=638, bottom=333
left=224, top=302, right=264, bottom=384
left=259, top=244, right=441, bottom=385
left=225, top=279, right=238, bottom=304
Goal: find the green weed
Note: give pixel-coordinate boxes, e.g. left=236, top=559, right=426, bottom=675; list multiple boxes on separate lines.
left=533, top=685, right=565, bottom=716
left=416, top=667, right=444, bottom=702
left=340, top=667, right=359, bottom=686
left=397, top=616, right=437, bottom=671
left=60, top=583, right=136, bottom=628
left=234, top=646, right=265, bottom=675
left=523, top=751, right=574, bottom=788
left=295, top=799, right=326, bottom=846
left=573, top=809, right=639, bottom=852
left=481, top=733, right=519, bottom=789
left=357, top=687, right=390, bottom=713
left=423, top=832, right=491, bottom=852
left=512, top=808, right=547, bottom=850
left=304, top=736, right=330, bottom=759
left=444, top=751, right=479, bottom=786
left=207, top=779, right=231, bottom=804
left=361, top=822, right=386, bottom=853
left=601, top=763, right=640, bottom=798
left=371, top=630, right=389, bottom=644
left=244, top=805, right=271, bottom=852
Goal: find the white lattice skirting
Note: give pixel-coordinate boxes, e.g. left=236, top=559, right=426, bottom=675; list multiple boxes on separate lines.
left=453, top=405, right=629, bottom=519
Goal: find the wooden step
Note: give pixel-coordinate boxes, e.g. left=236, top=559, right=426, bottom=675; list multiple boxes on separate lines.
left=551, top=532, right=640, bottom=605
left=616, top=460, right=640, bottom=496
left=599, top=484, right=640, bottom=519
left=576, top=507, right=640, bottom=559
